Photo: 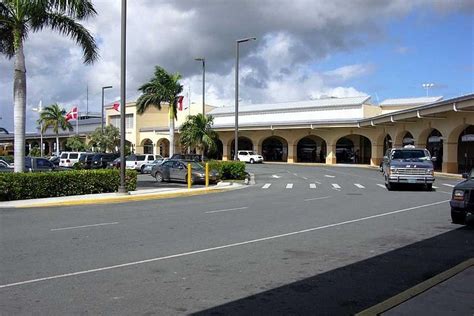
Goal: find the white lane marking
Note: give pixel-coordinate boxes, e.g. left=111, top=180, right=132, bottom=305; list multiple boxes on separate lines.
left=314, top=180, right=322, bottom=184
left=354, top=183, right=365, bottom=189
left=377, top=184, right=386, bottom=188
left=433, top=186, right=439, bottom=189
left=271, top=175, right=281, bottom=179
left=304, top=195, right=331, bottom=202
left=309, top=183, right=317, bottom=189
left=262, top=183, right=272, bottom=189
left=331, top=183, right=341, bottom=189
left=50, top=222, right=119, bottom=232
left=205, top=207, right=249, bottom=214
left=302, top=177, right=308, bottom=180
left=442, top=183, right=455, bottom=188
left=325, top=175, right=336, bottom=178
left=1, top=200, right=449, bottom=290
left=286, top=183, right=294, bottom=189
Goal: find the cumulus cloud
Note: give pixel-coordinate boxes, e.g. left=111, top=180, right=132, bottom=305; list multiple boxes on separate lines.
left=0, top=0, right=472, bottom=131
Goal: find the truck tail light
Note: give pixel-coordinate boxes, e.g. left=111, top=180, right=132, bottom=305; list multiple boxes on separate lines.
left=66, top=159, right=70, bottom=163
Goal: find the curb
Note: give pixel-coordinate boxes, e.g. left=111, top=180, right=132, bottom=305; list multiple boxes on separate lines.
left=0, top=183, right=242, bottom=209
left=356, top=258, right=474, bottom=316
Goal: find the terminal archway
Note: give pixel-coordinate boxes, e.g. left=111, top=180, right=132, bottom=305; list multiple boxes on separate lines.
left=336, top=135, right=371, bottom=164
left=142, top=139, right=154, bottom=154
left=207, top=139, right=223, bottom=160
left=402, top=132, right=415, bottom=146
left=458, top=125, right=474, bottom=173
left=157, top=138, right=170, bottom=157
left=230, top=137, right=253, bottom=158
left=262, top=136, right=288, bottom=162
left=426, top=129, right=443, bottom=171
left=383, top=134, right=392, bottom=155
left=297, top=136, right=326, bottom=162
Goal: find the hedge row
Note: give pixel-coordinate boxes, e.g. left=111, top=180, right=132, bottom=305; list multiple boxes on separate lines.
left=206, top=160, right=247, bottom=180
left=0, top=169, right=137, bottom=201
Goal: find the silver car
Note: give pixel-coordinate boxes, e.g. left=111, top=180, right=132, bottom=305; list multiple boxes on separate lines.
left=142, top=157, right=165, bottom=174
left=151, top=159, right=219, bottom=184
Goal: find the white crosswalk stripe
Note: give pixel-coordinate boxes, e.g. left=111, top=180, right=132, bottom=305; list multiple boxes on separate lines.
left=286, top=183, right=294, bottom=189
left=332, top=183, right=341, bottom=189
left=262, top=183, right=271, bottom=189
left=442, top=183, right=455, bottom=188
left=309, top=183, right=317, bottom=189
left=325, top=175, right=335, bottom=178
left=376, top=184, right=386, bottom=188
left=354, top=183, right=365, bottom=189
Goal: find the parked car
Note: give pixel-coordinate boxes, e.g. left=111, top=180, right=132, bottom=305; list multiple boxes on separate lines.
left=108, top=157, right=121, bottom=169
left=91, top=153, right=119, bottom=169
left=170, top=154, right=206, bottom=162
left=141, top=156, right=165, bottom=174
left=75, top=153, right=95, bottom=169
left=59, top=152, right=87, bottom=168
left=24, top=157, right=57, bottom=172
left=0, top=160, right=13, bottom=172
left=49, top=156, right=60, bottom=166
left=237, top=150, right=263, bottom=164
left=450, top=168, right=474, bottom=225
left=126, top=154, right=156, bottom=172
left=382, top=146, right=435, bottom=191
left=151, top=159, right=219, bottom=184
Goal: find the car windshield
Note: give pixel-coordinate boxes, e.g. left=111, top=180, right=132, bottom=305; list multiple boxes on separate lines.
left=248, top=151, right=256, bottom=155
left=189, top=161, right=204, bottom=170
left=391, top=150, right=429, bottom=160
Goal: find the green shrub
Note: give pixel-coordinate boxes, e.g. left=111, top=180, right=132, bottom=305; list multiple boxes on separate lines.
left=0, top=169, right=137, bottom=201
left=206, top=160, right=246, bottom=180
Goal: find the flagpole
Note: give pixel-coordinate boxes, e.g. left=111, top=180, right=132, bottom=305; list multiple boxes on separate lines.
left=76, top=106, right=79, bottom=135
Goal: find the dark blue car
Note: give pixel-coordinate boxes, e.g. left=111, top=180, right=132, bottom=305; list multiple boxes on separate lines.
left=450, top=168, right=474, bottom=225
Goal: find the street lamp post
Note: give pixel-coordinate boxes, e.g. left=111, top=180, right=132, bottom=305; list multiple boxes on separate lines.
left=234, top=37, right=256, bottom=160
left=195, top=58, right=205, bottom=115
left=119, top=0, right=127, bottom=194
left=101, top=86, right=113, bottom=133
left=422, top=83, right=434, bottom=96
left=32, top=101, right=43, bottom=157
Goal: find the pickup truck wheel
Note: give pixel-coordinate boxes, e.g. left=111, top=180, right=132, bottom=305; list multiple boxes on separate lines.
left=451, top=208, right=465, bottom=224
left=426, top=183, right=433, bottom=191
left=155, top=172, right=164, bottom=183
left=250, top=158, right=255, bottom=164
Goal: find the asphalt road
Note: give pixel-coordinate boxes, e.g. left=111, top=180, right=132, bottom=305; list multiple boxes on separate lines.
left=1, top=163, right=472, bottom=315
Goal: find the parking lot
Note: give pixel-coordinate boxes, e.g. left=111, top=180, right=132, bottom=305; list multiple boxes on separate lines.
left=1, top=163, right=472, bottom=315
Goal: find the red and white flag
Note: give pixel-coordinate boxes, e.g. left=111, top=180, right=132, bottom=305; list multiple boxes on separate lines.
left=178, top=96, right=184, bottom=111
left=112, top=101, right=120, bottom=112
left=65, top=106, right=78, bottom=121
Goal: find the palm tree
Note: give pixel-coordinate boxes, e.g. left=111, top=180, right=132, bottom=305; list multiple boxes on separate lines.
left=38, top=103, right=73, bottom=156
left=1, top=0, right=98, bottom=172
left=136, top=66, right=183, bottom=157
left=180, top=114, right=218, bottom=160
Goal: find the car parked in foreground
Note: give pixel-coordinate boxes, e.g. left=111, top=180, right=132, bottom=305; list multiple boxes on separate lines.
left=0, top=160, right=13, bottom=172
left=382, top=146, right=435, bottom=191
left=151, top=159, right=219, bottom=184
left=450, top=168, right=474, bottom=225
left=59, top=152, right=87, bottom=168
left=75, top=153, right=95, bottom=169
left=91, top=153, right=119, bottom=169
left=141, top=156, right=165, bottom=174
left=237, top=150, right=263, bottom=164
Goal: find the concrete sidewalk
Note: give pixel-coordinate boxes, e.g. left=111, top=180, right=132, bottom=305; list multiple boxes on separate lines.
left=358, top=258, right=474, bottom=315
left=0, top=182, right=244, bottom=208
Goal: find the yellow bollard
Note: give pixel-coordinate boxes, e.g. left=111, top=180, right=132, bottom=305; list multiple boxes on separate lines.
left=187, top=163, right=192, bottom=189
left=205, top=163, right=209, bottom=187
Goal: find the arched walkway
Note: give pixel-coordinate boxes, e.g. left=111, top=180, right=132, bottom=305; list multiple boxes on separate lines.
left=230, top=137, right=253, bottom=158
left=458, top=125, right=474, bottom=173
left=262, top=136, right=288, bottom=162
left=336, top=135, right=371, bottom=164
left=156, top=139, right=170, bottom=157
left=383, top=134, right=392, bottom=155
left=207, top=139, right=223, bottom=160
left=297, top=136, right=326, bottom=163
left=402, top=132, right=414, bottom=146
left=426, top=129, right=443, bottom=171
left=141, top=139, right=153, bottom=154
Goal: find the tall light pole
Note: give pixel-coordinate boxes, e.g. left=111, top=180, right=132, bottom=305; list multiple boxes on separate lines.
left=119, top=0, right=127, bottom=194
left=234, top=37, right=256, bottom=160
left=101, top=85, right=113, bottom=133
left=422, top=83, right=434, bottom=96
left=194, top=58, right=205, bottom=115
left=32, top=101, right=43, bottom=157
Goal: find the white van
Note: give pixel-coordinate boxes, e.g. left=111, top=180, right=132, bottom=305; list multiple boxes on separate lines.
left=125, top=154, right=156, bottom=171
left=59, top=152, right=87, bottom=168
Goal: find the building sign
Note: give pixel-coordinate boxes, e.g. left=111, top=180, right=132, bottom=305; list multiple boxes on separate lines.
left=461, top=134, right=474, bottom=142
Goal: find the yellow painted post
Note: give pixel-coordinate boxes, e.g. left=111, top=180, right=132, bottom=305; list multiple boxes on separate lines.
left=187, top=163, right=192, bottom=189
left=205, top=163, right=209, bottom=187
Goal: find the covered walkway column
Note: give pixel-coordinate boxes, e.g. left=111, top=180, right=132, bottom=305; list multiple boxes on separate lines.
left=442, top=142, right=458, bottom=173
left=222, top=143, right=229, bottom=161
left=326, top=143, right=337, bottom=164
left=287, top=144, right=296, bottom=163
left=253, top=143, right=261, bottom=155
left=371, top=143, right=384, bottom=167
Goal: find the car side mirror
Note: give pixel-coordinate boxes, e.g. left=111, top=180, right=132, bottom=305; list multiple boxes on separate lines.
left=431, top=157, right=437, bottom=162
left=462, top=173, right=469, bottom=179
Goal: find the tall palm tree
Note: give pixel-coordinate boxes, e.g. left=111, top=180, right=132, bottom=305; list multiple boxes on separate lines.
left=136, top=66, right=183, bottom=157
left=38, top=103, right=73, bottom=156
left=180, top=114, right=218, bottom=160
left=0, top=0, right=98, bottom=172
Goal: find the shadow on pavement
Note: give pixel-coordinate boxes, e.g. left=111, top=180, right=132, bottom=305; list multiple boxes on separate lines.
left=194, top=226, right=474, bottom=316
